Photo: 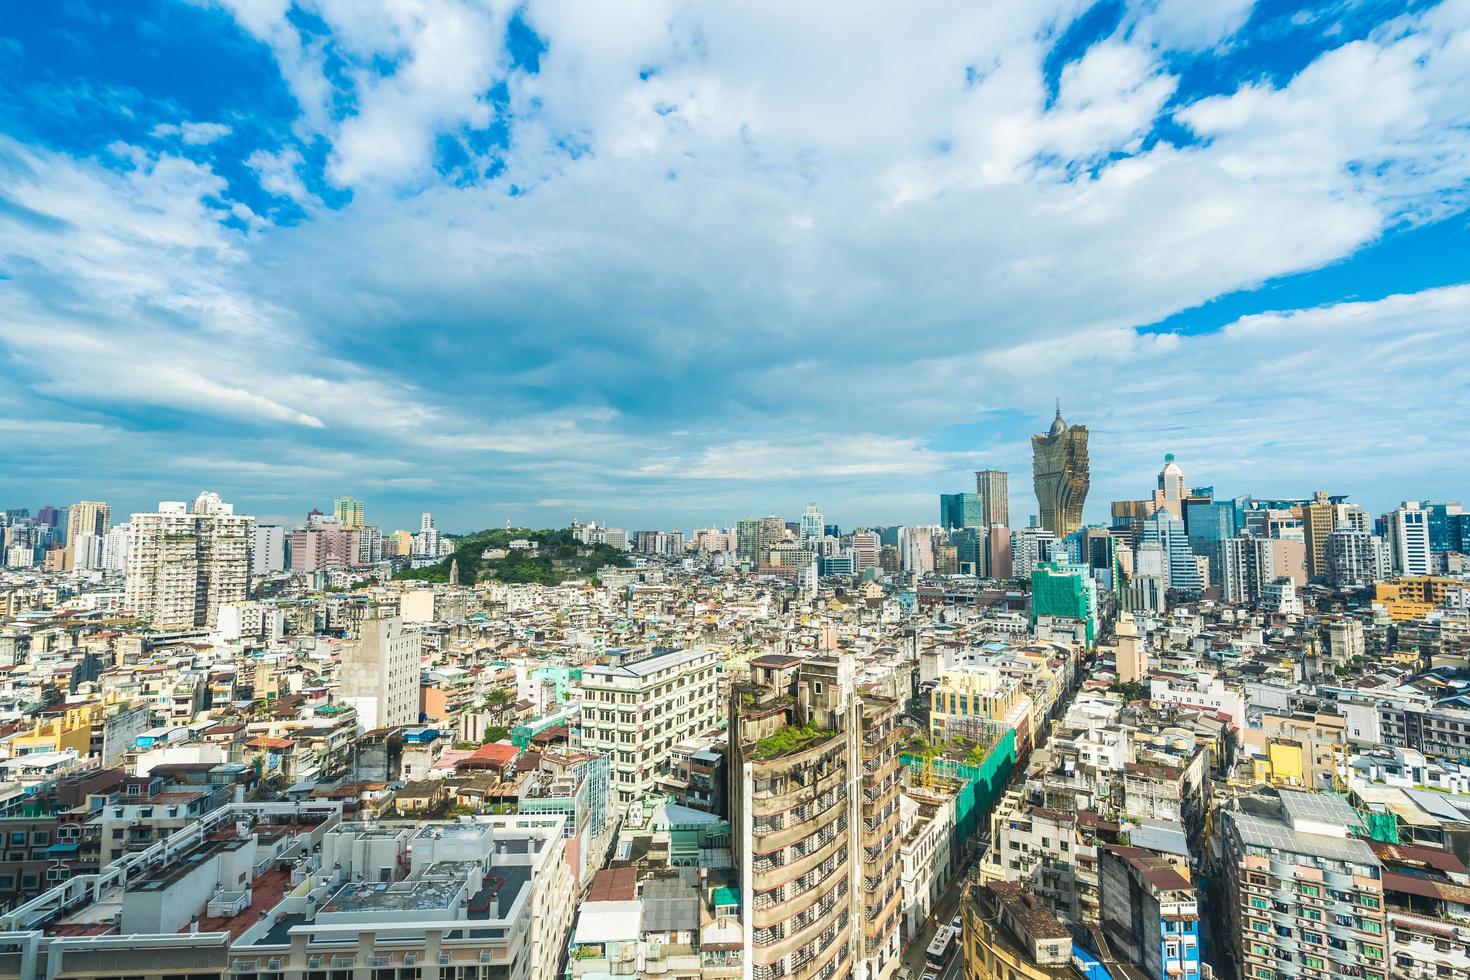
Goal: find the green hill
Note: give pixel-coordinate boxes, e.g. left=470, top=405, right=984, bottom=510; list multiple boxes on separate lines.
left=394, top=528, right=630, bottom=585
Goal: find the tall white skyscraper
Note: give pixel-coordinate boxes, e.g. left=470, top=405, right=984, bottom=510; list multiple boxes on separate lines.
left=125, top=491, right=255, bottom=630
left=1386, top=501, right=1431, bottom=576
left=71, top=533, right=104, bottom=570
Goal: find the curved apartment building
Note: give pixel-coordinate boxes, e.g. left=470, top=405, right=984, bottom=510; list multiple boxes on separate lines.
left=730, top=653, right=905, bottom=980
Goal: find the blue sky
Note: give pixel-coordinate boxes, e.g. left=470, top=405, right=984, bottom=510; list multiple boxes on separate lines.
left=2, top=0, right=1469, bottom=534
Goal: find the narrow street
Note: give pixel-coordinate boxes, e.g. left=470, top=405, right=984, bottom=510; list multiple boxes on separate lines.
left=900, top=847, right=975, bottom=980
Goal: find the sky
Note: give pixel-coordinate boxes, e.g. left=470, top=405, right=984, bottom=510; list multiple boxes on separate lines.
left=1, top=0, right=1469, bottom=534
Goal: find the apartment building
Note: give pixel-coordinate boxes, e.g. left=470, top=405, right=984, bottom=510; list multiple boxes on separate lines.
left=1219, top=789, right=1388, bottom=980
left=729, top=653, right=905, bottom=980
left=124, top=492, right=254, bottom=631
left=579, top=646, right=721, bottom=805
left=339, top=609, right=421, bottom=731
left=1098, top=844, right=1201, bottom=980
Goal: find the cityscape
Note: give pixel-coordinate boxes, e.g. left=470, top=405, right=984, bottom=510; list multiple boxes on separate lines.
left=4, top=4, right=1470, bottom=980
left=1, top=405, right=1467, bottom=980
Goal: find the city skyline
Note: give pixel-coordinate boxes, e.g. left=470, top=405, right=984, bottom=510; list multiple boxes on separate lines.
left=3, top=3, right=1470, bottom=530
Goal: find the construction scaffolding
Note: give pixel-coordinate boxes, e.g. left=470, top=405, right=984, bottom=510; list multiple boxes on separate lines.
left=901, top=728, right=1017, bottom=848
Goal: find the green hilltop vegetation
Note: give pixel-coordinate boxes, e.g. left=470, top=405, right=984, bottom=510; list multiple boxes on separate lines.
left=394, top=527, right=631, bottom=586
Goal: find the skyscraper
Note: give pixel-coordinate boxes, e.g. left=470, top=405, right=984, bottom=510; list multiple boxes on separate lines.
left=1300, top=490, right=1336, bottom=580
left=736, top=517, right=762, bottom=567
left=66, top=500, right=111, bottom=543
left=974, top=469, right=1010, bottom=529
left=1139, top=510, right=1202, bottom=593
left=125, top=491, right=254, bottom=630
left=1031, top=404, right=1090, bottom=538
left=332, top=495, right=365, bottom=528
left=1151, top=454, right=1186, bottom=518
left=1386, top=501, right=1431, bottom=576
left=939, top=492, right=982, bottom=530
left=799, top=503, right=824, bottom=547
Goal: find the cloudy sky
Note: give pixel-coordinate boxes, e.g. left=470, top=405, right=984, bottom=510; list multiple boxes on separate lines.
left=2, top=0, right=1469, bottom=533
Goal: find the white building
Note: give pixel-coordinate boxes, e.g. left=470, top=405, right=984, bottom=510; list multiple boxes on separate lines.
left=124, top=491, right=255, bottom=630
left=1149, top=670, right=1246, bottom=727
left=252, top=524, right=286, bottom=575
left=578, top=647, right=722, bottom=805
left=103, top=523, right=132, bottom=571
left=1387, top=501, right=1432, bottom=576
left=340, top=610, right=421, bottom=730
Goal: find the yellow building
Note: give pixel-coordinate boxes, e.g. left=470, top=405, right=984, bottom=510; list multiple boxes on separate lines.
left=929, top=663, right=1028, bottom=741
left=1374, top=576, right=1458, bottom=621
left=5, top=700, right=107, bottom=759
left=1241, top=711, right=1345, bottom=790
left=1300, top=490, right=1336, bottom=580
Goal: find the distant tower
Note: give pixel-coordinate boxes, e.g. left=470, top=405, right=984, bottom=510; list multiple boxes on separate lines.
left=974, top=470, right=1010, bottom=529
left=1153, top=454, right=1185, bottom=518
left=449, top=558, right=460, bottom=586
left=505, top=517, right=512, bottom=531
left=800, top=504, right=824, bottom=548
left=1031, top=403, right=1090, bottom=538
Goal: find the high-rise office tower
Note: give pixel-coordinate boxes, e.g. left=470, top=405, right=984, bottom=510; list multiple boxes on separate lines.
left=1031, top=405, right=1090, bottom=538
left=800, top=503, right=824, bottom=547
left=332, top=496, right=365, bottom=528
left=851, top=530, right=880, bottom=571
left=974, top=469, right=1010, bottom=529
left=1152, top=455, right=1185, bottom=517
left=66, top=500, right=111, bottom=544
left=1424, top=500, right=1466, bottom=553
left=730, top=654, right=904, bottom=980
left=125, top=491, right=254, bottom=630
left=939, top=493, right=982, bottom=530
left=1386, top=502, right=1432, bottom=576
left=340, top=608, right=421, bottom=730
left=1139, top=511, right=1202, bottom=592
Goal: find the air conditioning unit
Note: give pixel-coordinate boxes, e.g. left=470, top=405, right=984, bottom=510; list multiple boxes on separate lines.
left=266, top=959, right=282, bottom=972
left=306, top=957, right=321, bottom=969
left=402, top=953, right=417, bottom=967
left=480, top=951, right=494, bottom=964
left=438, top=953, right=451, bottom=965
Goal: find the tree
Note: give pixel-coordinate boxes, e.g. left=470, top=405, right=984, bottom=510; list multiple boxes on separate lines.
left=1108, top=680, right=1149, bottom=702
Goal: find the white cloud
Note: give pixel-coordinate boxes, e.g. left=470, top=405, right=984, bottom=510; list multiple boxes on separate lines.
left=151, top=120, right=234, bottom=144
left=246, top=146, right=311, bottom=203
left=6, top=1, right=1470, bottom=525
